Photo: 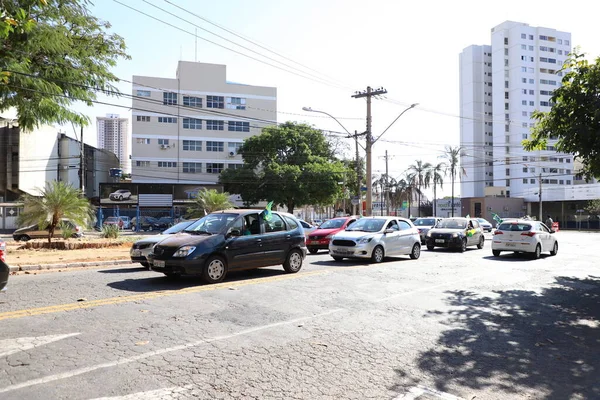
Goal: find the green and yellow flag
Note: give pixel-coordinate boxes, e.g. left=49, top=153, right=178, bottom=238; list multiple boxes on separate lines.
left=261, top=201, right=273, bottom=221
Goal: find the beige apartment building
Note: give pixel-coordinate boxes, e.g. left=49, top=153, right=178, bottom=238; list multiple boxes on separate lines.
left=131, top=61, right=277, bottom=184
left=97, top=114, right=130, bottom=173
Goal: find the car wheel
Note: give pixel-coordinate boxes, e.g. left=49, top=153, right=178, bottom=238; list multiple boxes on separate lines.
left=283, top=249, right=303, bottom=273
left=459, top=238, right=467, bottom=253
left=492, top=250, right=501, bottom=257
left=20, top=235, right=31, bottom=242
left=141, top=262, right=149, bottom=268
left=409, top=243, right=421, bottom=259
left=532, top=244, right=541, bottom=259
left=308, top=248, right=318, bottom=254
left=427, top=245, right=435, bottom=251
left=202, top=256, right=227, bottom=284
left=332, top=256, right=344, bottom=261
left=477, top=236, right=485, bottom=249
left=550, top=241, right=558, bottom=256
left=371, top=246, right=384, bottom=263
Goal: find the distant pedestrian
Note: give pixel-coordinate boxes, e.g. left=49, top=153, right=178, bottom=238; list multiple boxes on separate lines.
left=118, top=218, right=124, bottom=230
left=545, top=215, right=553, bottom=227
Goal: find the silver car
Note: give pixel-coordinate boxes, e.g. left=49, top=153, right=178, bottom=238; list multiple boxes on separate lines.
left=130, top=219, right=196, bottom=267
left=329, top=216, right=421, bottom=263
left=413, top=217, right=443, bottom=244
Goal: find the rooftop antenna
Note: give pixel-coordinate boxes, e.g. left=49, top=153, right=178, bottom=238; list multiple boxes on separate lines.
left=195, top=28, right=197, bottom=62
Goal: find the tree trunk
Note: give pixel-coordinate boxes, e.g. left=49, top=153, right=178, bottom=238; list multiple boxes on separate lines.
left=433, top=182, right=437, bottom=217
left=417, top=186, right=421, bottom=217
left=286, top=201, right=295, bottom=215
left=451, top=171, right=455, bottom=217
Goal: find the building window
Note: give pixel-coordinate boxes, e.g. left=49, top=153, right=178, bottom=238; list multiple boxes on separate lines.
left=158, top=117, right=177, bottom=123
left=504, top=38, right=508, bottom=45
left=228, top=142, right=243, bottom=155
left=228, top=121, right=250, bottom=132
left=566, top=180, right=571, bottom=185
left=540, top=101, right=550, bottom=107
left=506, top=179, right=510, bottom=187
left=136, top=161, right=150, bottom=167
left=163, top=92, right=177, bottom=105
left=183, top=96, right=202, bottom=108
left=530, top=178, right=535, bottom=184
left=565, top=40, right=570, bottom=45
left=183, top=118, right=202, bottom=130
left=137, top=90, right=151, bottom=97
left=522, top=100, right=527, bottom=106
left=228, top=164, right=243, bottom=170
left=136, top=115, right=151, bottom=122
left=158, top=139, right=169, bottom=146
left=206, top=163, right=224, bottom=174
left=158, top=161, right=177, bottom=168
left=523, top=179, right=528, bottom=184
left=207, top=95, right=224, bottom=109
left=182, top=162, right=202, bottom=173
left=529, top=101, right=534, bottom=106
left=206, top=120, right=224, bottom=130
left=136, top=138, right=151, bottom=144
left=206, top=141, right=224, bottom=152
left=521, top=67, right=527, bottom=72
left=182, top=140, right=202, bottom=151
left=522, top=134, right=528, bottom=139
left=226, top=97, right=246, bottom=110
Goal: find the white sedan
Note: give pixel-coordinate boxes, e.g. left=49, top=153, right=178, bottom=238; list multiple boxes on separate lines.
left=491, top=219, right=558, bottom=259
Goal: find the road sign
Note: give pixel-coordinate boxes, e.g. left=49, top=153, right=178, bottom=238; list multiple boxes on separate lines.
left=351, top=196, right=360, bottom=206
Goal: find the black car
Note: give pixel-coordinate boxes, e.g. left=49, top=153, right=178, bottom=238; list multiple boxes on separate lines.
left=131, top=216, right=160, bottom=231
left=0, top=241, right=8, bottom=291
left=148, top=209, right=308, bottom=283
left=425, top=217, right=485, bottom=252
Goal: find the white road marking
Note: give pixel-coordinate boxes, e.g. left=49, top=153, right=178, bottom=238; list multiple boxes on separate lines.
left=374, top=275, right=482, bottom=303
left=0, top=333, right=80, bottom=358
left=396, top=385, right=465, bottom=399
left=0, top=309, right=344, bottom=394
left=91, top=385, right=194, bottom=399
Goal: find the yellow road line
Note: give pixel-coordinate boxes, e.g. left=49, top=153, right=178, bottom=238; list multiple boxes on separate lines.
left=0, top=270, right=327, bottom=321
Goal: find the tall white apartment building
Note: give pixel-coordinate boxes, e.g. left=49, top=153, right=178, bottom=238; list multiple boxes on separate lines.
left=97, top=113, right=129, bottom=172
left=460, top=21, right=573, bottom=199
left=131, top=61, right=276, bottom=184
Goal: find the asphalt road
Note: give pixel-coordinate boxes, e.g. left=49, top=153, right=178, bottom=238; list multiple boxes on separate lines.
left=0, top=231, right=598, bottom=399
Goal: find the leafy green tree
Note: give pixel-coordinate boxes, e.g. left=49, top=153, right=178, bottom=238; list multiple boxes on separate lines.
left=18, top=180, right=95, bottom=243
left=429, top=162, right=446, bottom=217
left=407, top=160, right=432, bottom=217
left=0, top=0, right=129, bottom=131
left=585, top=199, right=600, bottom=216
left=186, top=188, right=234, bottom=218
left=523, top=52, right=600, bottom=179
left=219, top=122, right=346, bottom=214
left=442, top=145, right=466, bottom=217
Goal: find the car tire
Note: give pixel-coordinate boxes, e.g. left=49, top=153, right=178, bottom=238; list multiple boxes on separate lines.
left=532, top=244, right=542, bottom=259
left=202, top=255, right=227, bottom=284
left=427, top=245, right=435, bottom=251
left=332, top=256, right=344, bottom=261
left=283, top=249, right=303, bottom=273
left=141, top=262, right=149, bottom=268
left=550, top=242, right=558, bottom=256
left=492, top=250, right=501, bottom=257
left=308, top=248, right=318, bottom=254
left=371, top=245, right=384, bottom=263
left=409, top=243, right=421, bottom=259
left=459, top=238, right=467, bottom=253
left=20, top=235, right=31, bottom=242
left=477, top=236, right=485, bottom=249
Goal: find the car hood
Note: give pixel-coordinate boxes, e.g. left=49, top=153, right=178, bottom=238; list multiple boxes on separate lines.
left=429, top=228, right=466, bottom=235
left=333, top=230, right=379, bottom=240
left=153, top=232, right=217, bottom=248
left=133, top=233, right=174, bottom=246
left=415, top=225, right=435, bottom=230
left=310, top=228, right=342, bottom=237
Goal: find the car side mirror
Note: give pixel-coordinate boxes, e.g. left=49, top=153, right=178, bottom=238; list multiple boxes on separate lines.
left=384, top=228, right=394, bottom=234
left=550, top=230, right=555, bottom=234
left=227, top=228, right=241, bottom=237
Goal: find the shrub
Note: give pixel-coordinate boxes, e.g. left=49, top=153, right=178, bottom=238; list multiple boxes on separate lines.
left=101, top=224, right=120, bottom=239
left=58, top=221, right=76, bottom=240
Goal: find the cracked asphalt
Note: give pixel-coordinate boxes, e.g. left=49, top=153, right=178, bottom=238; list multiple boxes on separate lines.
left=0, top=231, right=598, bottom=399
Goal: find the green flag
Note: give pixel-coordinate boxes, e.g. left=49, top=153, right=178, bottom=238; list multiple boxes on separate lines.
left=491, top=212, right=503, bottom=225
left=261, top=201, right=273, bottom=221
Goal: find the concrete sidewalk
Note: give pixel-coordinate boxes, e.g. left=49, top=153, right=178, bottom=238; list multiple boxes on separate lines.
left=8, top=259, right=133, bottom=273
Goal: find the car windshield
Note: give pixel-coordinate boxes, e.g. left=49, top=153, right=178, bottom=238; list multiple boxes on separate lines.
left=162, top=220, right=194, bottom=234
left=437, top=219, right=467, bottom=229
left=345, top=218, right=386, bottom=232
left=319, top=219, right=345, bottom=229
left=477, top=218, right=489, bottom=224
left=498, top=222, right=532, bottom=231
left=184, top=213, right=238, bottom=234
left=414, top=218, right=436, bottom=226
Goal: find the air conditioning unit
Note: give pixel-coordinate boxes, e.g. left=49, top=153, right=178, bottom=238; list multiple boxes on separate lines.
left=160, top=144, right=168, bottom=149
left=503, top=206, right=509, bottom=211
left=228, top=151, right=236, bottom=157
left=486, top=206, right=492, bottom=211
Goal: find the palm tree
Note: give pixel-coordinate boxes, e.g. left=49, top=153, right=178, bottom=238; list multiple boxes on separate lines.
left=407, top=160, right=432, bottom=217
left=442, top=145, right=467, bottom=217
left=187, top=189, right=234, bottom=218
left=428, top=162, right=446, bottom=217
left=18, top=181, right=95, bottom=243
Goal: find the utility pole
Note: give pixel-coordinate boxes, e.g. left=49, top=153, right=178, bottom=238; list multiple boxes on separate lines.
left=384, top=150, right=389, bottom=215
left=79, top=125, right=85, bottom=193
left=352, top=86, right=387, bottom=216
left=354, top=130, right=361, bottom=215
left=539, top=172, right=542, bottom=221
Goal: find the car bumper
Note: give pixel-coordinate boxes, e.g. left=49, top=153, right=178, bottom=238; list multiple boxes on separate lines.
left=426, top=236, right=463, bottom=248
left=148, top=254, right=208, bottom=276
left=329, top=243, right=374, bottom=259
left=491, top=240, right=536, bottom=253
left=306, top=239, right=331, bottom=250
left=0, top=259, right=8, bottom=291
left=130, top=248, right=152, bottom=263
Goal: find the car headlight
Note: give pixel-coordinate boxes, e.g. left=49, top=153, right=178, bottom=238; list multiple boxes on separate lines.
left=173, top=245, right=196, bottom=257
left=452, top=232, right=459, bottom=238
left=426, top=232, right=432, bottom=237
left=357, top=237, right=372, bottom=244
left=325, top=234, right=334, bottom=239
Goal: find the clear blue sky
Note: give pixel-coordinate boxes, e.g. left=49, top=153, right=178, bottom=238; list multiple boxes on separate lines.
left=75, top=0, right=600, bottom=198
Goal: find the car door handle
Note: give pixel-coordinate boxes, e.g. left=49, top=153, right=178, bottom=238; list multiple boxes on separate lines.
left=286, top=235, right=291, bottom=239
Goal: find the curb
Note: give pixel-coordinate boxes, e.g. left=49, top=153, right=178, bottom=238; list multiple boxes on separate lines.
left=8, top=259, right=133, bottom=273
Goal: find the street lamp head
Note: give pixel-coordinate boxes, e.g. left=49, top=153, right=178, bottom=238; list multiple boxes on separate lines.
left=410, top=103, right=419, bottom=108
left=302, top=107, right=312, bottom=112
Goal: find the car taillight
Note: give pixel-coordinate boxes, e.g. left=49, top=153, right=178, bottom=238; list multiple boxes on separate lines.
left=0, top=241, right=5, bottom=262
left=520, top=232, right=536, bottom=237
left=494, top=231, right=503, bottom=235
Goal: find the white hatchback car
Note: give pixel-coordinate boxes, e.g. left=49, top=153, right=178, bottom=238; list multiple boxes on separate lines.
left=491, top=219, right=558, bottom=259
left=329, top=216, right=421, bottom=263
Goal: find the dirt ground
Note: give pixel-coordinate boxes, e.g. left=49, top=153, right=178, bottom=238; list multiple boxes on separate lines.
left=5, top=238, right=135, bottom=266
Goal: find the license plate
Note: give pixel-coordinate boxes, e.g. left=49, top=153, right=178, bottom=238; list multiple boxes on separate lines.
left=335, top=250, right=352, bottom=255
left=153, top=260, right=165, bottom=268
left=435, top=239, right=445, bottom=243
left=131, top=249, right=141, bottom=257
left=505, top=243, right=516, bottom=247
